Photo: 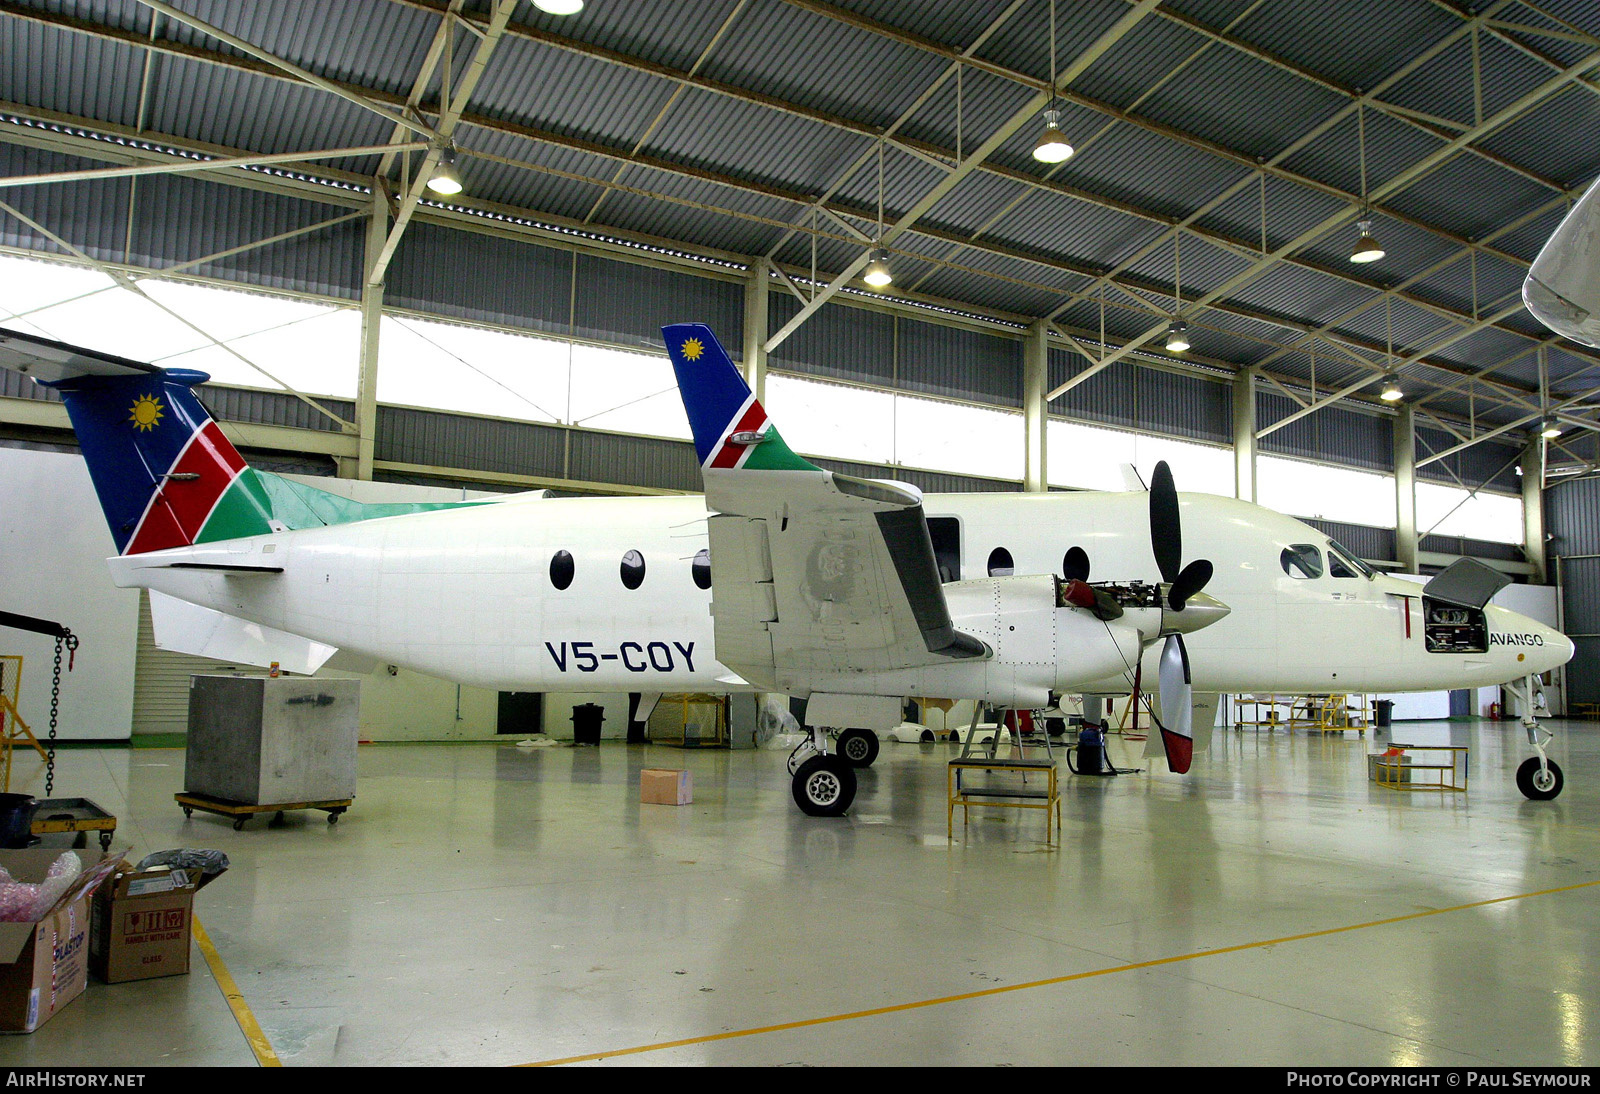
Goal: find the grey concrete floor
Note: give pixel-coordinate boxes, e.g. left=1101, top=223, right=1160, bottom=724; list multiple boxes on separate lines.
left=0, top=718, right=1596, bottom=1067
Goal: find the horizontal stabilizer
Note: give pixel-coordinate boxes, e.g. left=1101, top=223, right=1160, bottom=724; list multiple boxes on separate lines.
left=0, top=327, right=160, bottom=383
left=148, top=590, right=338, bottom=675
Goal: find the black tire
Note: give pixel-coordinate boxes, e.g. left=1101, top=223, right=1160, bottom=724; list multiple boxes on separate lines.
left=232, top=818, right=246, bottom=831
left=1517, top=757, right=1564, bottom=800
left=837, top=728, right=880, bottom=767
left=791, top=755, right=856, bottom=817
left=919, top=729, right=935, bottom=743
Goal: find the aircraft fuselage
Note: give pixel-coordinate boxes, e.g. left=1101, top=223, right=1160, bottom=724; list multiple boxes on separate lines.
left=110, top=488, right=1570, bottom=702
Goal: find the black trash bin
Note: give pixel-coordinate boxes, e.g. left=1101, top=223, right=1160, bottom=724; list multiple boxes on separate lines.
left=571, top=703, right=605, bottom=745
left=1374, top=699, right=1394, bottom=728
left=0, top=793, right=37, bottom=848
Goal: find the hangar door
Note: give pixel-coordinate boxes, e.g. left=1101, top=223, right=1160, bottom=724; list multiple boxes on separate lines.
left=131, top=591, right=268, bottom=738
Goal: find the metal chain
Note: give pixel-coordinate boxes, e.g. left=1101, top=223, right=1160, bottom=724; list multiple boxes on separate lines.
left=46, top=637, right=60, bottom=797
left=44, top=632, right=76, bottom=799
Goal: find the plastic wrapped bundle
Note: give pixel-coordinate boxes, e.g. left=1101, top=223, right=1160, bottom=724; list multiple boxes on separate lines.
left=0, top=852, right=82, bottom=922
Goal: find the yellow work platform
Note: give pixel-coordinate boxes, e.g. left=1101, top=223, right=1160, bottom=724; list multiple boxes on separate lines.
left=947, top=757, right=1060, bottom=845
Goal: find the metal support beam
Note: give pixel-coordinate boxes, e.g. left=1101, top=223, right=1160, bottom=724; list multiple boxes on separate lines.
left=742, top=257, right=769, bottom=404
left=1234, top=368, right=1256, bottom=503
left=0, top=142, right=426, bottom=189
left=356, top=186, right=386, bottom=480
left=1024, top=320, right=1048, bottom=493
left=366, top=0, right=518, bottom=286
left=1395, top=405, right=1418, bottom=573
left=1524, top=434, right=1547, bottom=583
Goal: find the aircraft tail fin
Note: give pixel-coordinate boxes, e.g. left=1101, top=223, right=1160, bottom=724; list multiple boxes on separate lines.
left=2, top=326, right=276, bottom=556
left=2, top=326, right=478, bottom=555
left=662, top=322, right=817, bottom=473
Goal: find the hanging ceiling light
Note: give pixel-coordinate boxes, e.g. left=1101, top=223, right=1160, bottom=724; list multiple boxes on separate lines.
left=1379, top=377, right=1403, bottom=402
left=1164, top=320, right=1190, bottom=353
left=1541, top=417, right=1563, bottom=439
left=863, top=249, right=893, bottom=289
left=426, top=145, right=464, bottom=196
left=1032, top=0, right=1073, bottom=165
left=1033, top=109, right=1074, bottom=164
left=1350, top=219, right=1385, bottom=264
left=533, top=0, right=584, bottom=14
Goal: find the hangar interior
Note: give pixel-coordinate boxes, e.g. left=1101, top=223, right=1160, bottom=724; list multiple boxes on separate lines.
left=0, top=0, right=1597, bottom=1068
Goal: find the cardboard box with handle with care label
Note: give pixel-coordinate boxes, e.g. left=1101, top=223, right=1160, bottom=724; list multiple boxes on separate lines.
left=0, top=849, right=122, bottom=1033
left=91, top=851, right=228, bottom=985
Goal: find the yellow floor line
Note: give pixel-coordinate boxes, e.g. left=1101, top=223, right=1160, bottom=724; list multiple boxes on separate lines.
left=523, top=876, right=1600, bottom=1067
left=193, top=917, right=282, bottom=1068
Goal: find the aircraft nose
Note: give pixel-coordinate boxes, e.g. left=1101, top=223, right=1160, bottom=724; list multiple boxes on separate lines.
left=1499, top=611, right=1574, bottom=675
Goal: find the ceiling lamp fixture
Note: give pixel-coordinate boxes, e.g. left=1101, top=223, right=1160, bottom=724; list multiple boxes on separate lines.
left=1350, top=220, right=1385, bottom=264
left=1350, top=103, right=1385, bottom=264
left=863, top=141, right=892, bottom=290
left=1379, top=377, right=1403, bottom=402
left=1163, top=233, right=1188, bottom=352
left=426, top=145, right=463, bottom=196
left=1033, top=109, right=1074, bottom=164
left=863, top=250, right=893, bottom=288
left=1165, top=320, right=1190, bottom=353
left=1032, top=0, right=1074, bottom=165
left=533, top=0, right=584, bottom=14
left=1541, top=417, right=1563, bottom=439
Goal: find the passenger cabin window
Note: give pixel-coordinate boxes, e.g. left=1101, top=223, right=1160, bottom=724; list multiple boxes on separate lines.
left=550, top=549, right=575, bottom=590
left=691, top=548, right=711, bottom=590
left=621, top=550, right=645, bottom=590
left=1280, top=544, right=1323, bottom=579
left=987, top=547, right=1014, bottom=577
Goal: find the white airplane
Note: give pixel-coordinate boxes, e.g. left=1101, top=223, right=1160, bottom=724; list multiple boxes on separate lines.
left=0, top=323, right=1573, bottom=816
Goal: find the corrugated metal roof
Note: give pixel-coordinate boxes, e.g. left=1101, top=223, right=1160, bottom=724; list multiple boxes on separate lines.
left=3, top=0, right=1598, bottom=463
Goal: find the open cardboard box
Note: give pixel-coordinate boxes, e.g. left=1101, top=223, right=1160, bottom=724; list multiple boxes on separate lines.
left=90, top=858, right=226, bottom=984
left=0, top=849, right=121, bottom=1033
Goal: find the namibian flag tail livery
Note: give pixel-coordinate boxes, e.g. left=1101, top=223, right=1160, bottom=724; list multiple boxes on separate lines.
left=662, top=322, right=815, bottom=473
left=0, top=326, right=274, bottom=556
left=46, top=365, right=274, bottom=556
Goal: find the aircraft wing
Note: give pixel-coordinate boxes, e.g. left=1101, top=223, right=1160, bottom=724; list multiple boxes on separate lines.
left=664, top=323, right=987, bottom=692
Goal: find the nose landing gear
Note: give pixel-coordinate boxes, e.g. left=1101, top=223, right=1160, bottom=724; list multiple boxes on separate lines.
left=1504, top=674, right=1563, bottom=801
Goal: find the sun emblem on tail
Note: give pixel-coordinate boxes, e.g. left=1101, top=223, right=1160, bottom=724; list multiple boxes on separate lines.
left=129, top=394, right=164, bottom=432
left=681, top=337, right=704, bottom=361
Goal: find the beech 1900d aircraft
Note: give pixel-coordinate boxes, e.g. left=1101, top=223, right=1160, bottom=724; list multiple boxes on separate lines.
left=0, top=322, right=1573, bottom=816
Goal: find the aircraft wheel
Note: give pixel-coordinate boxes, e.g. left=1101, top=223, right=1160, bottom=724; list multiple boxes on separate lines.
left=792, top=755, right=856, bottom=817
left=837, top=728, right=879, bottom=767
left=1517, top=757, right=1564, bottom=801
left=919, top=729, right=935, bottom=744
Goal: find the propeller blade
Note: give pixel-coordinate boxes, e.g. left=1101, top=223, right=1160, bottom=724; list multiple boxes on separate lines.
left=1062, top=546, right=1091, bottom=582
left=1168, top=558, right=1214, bottom=611
left=1157, top=633, right=1194, bottom=774
left=1149, top=460, right=1181, bottom=585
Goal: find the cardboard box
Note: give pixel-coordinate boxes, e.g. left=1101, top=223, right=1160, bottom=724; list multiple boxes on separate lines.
left=0, top=849, right=121, bottom=1033
left=640, top=768, right=692, bottom=806
left=90, top=861, right=225, bottom=984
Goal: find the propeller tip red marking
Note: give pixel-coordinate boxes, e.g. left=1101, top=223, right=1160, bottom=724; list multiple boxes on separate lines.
left=1161, top=728, right=1194, bottom=774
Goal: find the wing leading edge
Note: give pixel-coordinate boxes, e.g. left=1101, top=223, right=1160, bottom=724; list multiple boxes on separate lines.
left=663, top=323, right=987, bottom=692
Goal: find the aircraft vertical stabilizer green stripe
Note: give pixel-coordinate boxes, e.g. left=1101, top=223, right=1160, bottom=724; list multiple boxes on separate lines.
left=742, top=426, right=815, bottom=472
left=194, top=469, right=275, bottom=543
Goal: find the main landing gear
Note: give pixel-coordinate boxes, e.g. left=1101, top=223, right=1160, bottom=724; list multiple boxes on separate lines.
left=789, top=725, right=857, bottom=817
left=835, top=727, right=880, bottom=768
left=1504, top=674, right=1564, bottom=801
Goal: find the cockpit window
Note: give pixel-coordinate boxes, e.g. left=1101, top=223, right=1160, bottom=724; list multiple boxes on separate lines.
left=1327, top=539, right=1374, bottom=579
left=1281, top=544, right=1323, bottom=579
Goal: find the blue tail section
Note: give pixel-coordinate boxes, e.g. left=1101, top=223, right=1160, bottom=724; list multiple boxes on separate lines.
left=663, top=323, right=752, bottom=464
